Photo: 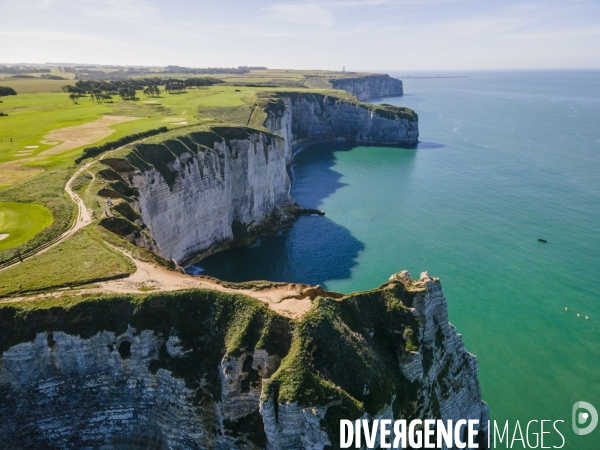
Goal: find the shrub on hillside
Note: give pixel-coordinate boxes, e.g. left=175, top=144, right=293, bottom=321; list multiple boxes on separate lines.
left=0, top=86, right=17, bottom=96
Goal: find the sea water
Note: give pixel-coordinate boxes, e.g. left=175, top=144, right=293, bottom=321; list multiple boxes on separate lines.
left=195, top=71, right=600, bottom=448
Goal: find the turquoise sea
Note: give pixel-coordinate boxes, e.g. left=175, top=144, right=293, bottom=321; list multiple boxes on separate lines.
left=196, top=71, right=600, bottom=448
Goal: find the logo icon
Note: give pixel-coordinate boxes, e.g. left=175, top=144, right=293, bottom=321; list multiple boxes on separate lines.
left=572, top=401, right=598, bottom=436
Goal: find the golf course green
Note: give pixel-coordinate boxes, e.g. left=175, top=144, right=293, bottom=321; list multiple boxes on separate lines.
left=0, top=201, right=53, bottom=251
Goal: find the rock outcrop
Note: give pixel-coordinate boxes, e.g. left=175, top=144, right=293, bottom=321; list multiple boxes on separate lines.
left=101, top=127, right=293, bottom=264
left=263, top=92, right=418, bottom=164
left=0, top=273, right=488, bottom=449
left=99, top=94, right=417, bottom=264
left=330, top=74, right=404, bottom=101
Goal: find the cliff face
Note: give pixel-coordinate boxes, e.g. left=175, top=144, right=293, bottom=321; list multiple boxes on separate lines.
left=263, top=93, right=418, bottom=163
left=101, top=127, right=293, bottom=264
left=330, top=74, right=404, bottom=101
left=0, top=272, right=487, bottom=449
left=101, top=95, right=417, bottom=264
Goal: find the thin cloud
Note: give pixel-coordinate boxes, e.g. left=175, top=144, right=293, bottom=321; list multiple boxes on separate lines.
left=263, top=3, right=335, bottom=26
left=81, top=0, right=160, bottom=24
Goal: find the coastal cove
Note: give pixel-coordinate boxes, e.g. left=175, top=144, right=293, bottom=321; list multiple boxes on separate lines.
left=195, top=70, right=600, bottom=449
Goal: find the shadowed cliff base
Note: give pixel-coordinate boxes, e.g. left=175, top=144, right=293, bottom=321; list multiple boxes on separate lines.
left=195, top=141, right=363, bottom=286
left=193, top=215, right=364, bottom=287
left=194, top=141, right=418, bottom=287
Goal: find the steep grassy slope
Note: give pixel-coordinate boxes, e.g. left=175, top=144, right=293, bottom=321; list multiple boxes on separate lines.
left=0, top=226, right=134, bottom=296
left=0, top=275, right=477, bottom=449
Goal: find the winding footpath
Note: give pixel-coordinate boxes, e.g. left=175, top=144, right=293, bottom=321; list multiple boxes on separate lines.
left=1, top=160, right=317, bottom=318
left=0, top=162, right=94, bottom=272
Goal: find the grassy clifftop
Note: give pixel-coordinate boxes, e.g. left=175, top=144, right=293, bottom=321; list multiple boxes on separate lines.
left=254, top=91, right=418, bottom=124
left=103, top=124, right=280, bottom=189
left=0, top=277, right=426, bottom=444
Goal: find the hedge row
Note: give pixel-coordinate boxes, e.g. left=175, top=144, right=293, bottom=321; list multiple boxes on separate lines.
left=75, top=126, right=169, bottom=163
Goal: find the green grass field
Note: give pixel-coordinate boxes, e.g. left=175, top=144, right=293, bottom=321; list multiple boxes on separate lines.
left=0, top=69, right=365, bottom=276
left=0, top=168, right=76, bottom=263
left=0, top=202, right=53, bottom=251
left=0, top=226, right=134, bottom=297
left=0, top=77, right=74, bottom=93
left=0, top=83, right=346, bottom=186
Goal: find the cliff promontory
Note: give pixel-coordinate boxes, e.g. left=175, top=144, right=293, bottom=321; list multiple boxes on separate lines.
left=98, top=93, right=418, bottom=264
left=330, top=74, right=404, bottom=101
left=261, top=92, right=417, bottom=163
left=0, top=271, right=487, bottom=449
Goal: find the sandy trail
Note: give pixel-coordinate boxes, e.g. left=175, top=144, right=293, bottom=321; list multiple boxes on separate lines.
left=87, top=248, right=315, bottom=319
left=2, top=161, right=316, bottom=318
left=3, top=247, right=316, bottom=319
left=40, top=116, right=139, bottom=155
left=0, top=162, right=93, bottom=272
left=2, top=140, right=322, bottom=318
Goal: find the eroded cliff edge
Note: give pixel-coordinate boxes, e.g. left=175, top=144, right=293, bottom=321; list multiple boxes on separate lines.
left=0, top=271, right=488, bottom=449
left=97, top=93, right=418, bottom=264
left=330, top=74, right=404, bottom=101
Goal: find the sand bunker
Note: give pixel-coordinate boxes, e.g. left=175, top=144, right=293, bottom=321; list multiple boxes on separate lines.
left=40, top=115, right=139, bottom=156
left=24, top=145, right=39, bottom=149
left=171, top=121, right=188, bottom=125
left=0, top=234, right=8, bottom=241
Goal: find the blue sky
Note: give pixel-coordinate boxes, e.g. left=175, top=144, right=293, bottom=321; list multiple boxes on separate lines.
left=2, top=0, right=599, bottom=70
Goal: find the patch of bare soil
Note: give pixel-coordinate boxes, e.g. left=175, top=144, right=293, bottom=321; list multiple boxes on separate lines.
left=0, top=160, right=44, bottom=185
left=2, top=251, right=330, bottom=320
left=40, top=115, right=140, bottom=155
left=89, top=253, right=321, bottom=319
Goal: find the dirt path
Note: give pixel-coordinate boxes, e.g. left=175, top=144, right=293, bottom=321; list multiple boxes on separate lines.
left=0, top=162, right=93, bottom=272
left=3, top=246, right=317, bottom=319
left=88, top=248, right=315, bottom=319
left=2, top=121, right=332, bottom=318
left=2, top=160, right=318, bottom=318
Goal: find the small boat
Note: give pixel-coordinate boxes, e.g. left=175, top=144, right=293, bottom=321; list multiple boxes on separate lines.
left=538, top=238, right=547, bottom=243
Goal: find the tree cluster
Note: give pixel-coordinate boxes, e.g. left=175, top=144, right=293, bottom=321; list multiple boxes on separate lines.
left=0, top=86, right=17, bottom=97
left=165, top=80, right=186, bottom=94
left=143, top=86, right=161, bottom=97
left=0, top=65, right=50, bottom=74
left=62, top=77, right=223, bottom=104
left=40, top=74, right=67, bottom=80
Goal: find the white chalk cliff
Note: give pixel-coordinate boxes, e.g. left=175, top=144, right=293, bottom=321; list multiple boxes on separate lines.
left=330, top=74, right=404, bottom=101
left=0, top=272, right=488, bottom=449
left=101, top=93, right=418, bottom=264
